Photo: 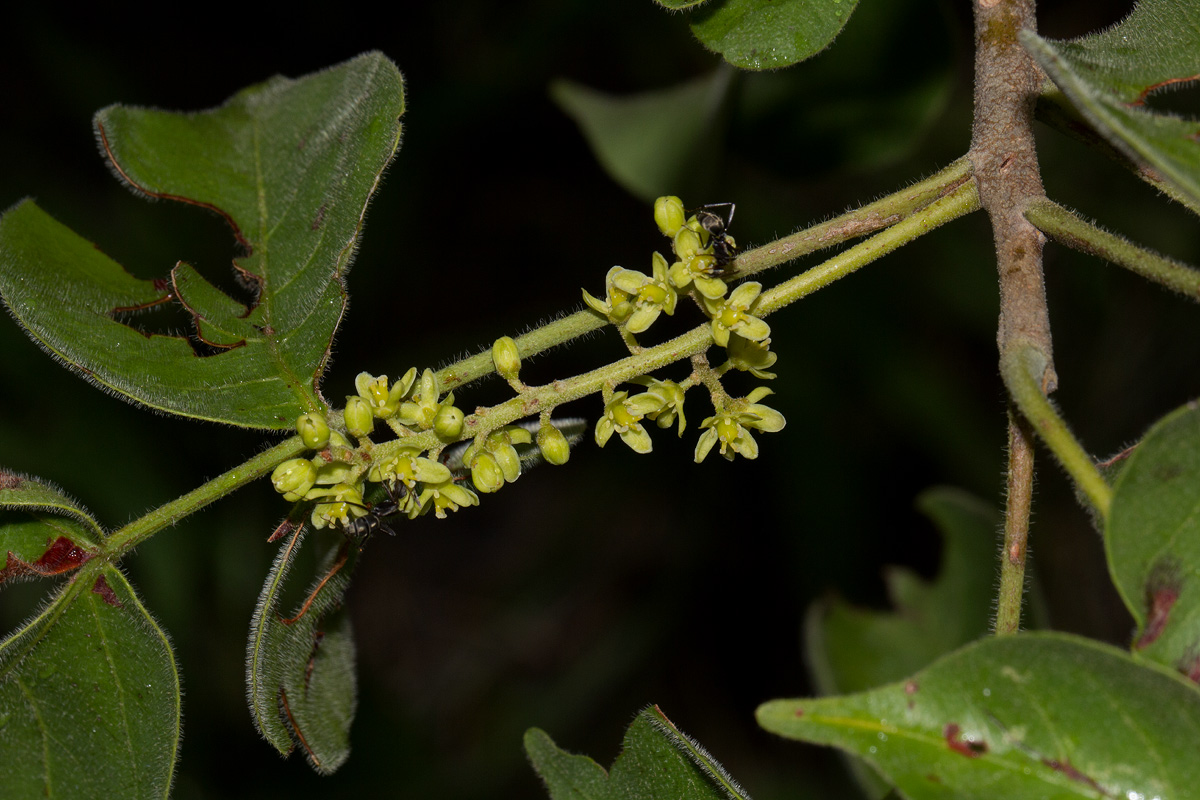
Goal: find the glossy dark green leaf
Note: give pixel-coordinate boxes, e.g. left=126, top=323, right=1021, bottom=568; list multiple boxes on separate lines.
left=760, top=632, right=1200, bottom=799
left=807, top=488, right=998, bottom=697
left=0, top=468, right=104, bottom=585
left=1107, top=401, right=1200, bottom=679
left=551, top=69, right=734, bottom=202
left=691, top=0, right=861, bottom=71
left=1023, top=0, right=1200, bottom=209
left=246, top=521, right=360, bottom=774
left=526, top=705, right=750, bottom=800
left=0, top=52, right=405, bottom=429
left=0, top=564, right=180, bottom=799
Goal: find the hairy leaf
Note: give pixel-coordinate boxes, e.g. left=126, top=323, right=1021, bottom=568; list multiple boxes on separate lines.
left=1023, top=0, right=1200, bottom=210
left=246, top=520, right=360, bottom=774
left=760, top=632, right=1200, bottom=799
left=1107, top=401, right=1200, bottom=679
left=690, top=0, right=861, bottom=71
left=0, top=469, right=103, bottom=585
left=654, top=0, right=710, bottom=8
left=526, top=705, right=751, bottom=800
left=0, top=52, right=405, bottom=429
left=0, top=564, right=180, bottom=799
left=551, top=70, right=734, bottom=202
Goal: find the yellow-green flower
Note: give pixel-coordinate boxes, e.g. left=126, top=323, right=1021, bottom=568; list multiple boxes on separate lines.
left=609, top=252, right=678, bottom=334
left=582, top=266, right=635, bottom=325
left=413, top=478, right=480, bottom=519
left=595, top=390, right=664, bottom=454
left=694, top=388, right=786, bottom=462
left=354, top=371, right=408, bottom=419
left=308, top=483, right=367, bottom=529
left=702, top=282, right=770, bottom=348
left=397, top=368, right=452, bottom=430
left=629, top=376, right=688, bottom=436
left=725, top=333, right=778, bottom=379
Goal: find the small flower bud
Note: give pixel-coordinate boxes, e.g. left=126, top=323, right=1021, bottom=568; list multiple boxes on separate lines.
left=344, top=396, right=375, bottom=438
left=296, top=413, right=330, bottom=450
left=271, top=459, right=317, bottom=502
left=537, top=424, right=571, bottom=466
left=654, top=196, right=686, bottom=237
left=469, top=451, right=505, bottom=494
left=433, top=404, right=466, bottom=440
left=492, top=336, right=522, bottom=382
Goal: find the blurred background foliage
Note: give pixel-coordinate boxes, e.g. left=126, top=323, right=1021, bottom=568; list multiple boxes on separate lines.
left=0, top=1, right=1195, bottom=797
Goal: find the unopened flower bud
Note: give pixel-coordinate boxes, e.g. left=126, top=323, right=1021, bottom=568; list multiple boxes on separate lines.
left=344, top=396, right=375, bottom=438
left=655, top=196, right=686, bottom=237
left=433, top=404, right=465, bottom=440
left=296, top=413, right=330, bottom=450
left=537, top=423, right=571, bottom=466
left=492, top=336, right=522, bottom=382
left=271, top=458, right=317, bottom=502
left=469, top=451, right=505, bottom=494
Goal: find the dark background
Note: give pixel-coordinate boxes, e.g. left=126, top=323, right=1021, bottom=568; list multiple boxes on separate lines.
left=1, top=1, right=1195, bottom=797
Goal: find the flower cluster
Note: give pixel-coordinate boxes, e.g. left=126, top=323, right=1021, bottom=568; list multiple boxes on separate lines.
left=585, top=197, right=787, bottom=461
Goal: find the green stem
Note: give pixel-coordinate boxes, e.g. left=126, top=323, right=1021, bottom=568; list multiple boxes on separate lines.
left=995, top=410, right=1034, bottom=635
left=1001, top=342, right=1112, bottom=519
left=1025, top=198, right=1200, bottom=300
left=756, top=178, right=980, bottom=315
left=104, top=435, right=309, bottom=555
left=734, top=157, right=976, bottom=280
left=437, top=158, right=977, bottom=395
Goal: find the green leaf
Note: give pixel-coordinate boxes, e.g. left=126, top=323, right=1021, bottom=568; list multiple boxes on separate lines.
left=526, top=705, right=751, bottom=800
left=246, top=521, right=360, bottom=774
left=1107, top=401, right=1200, bottom=678
left=551, top=69, right=734, bottom=202
left=0, top=468, right=104, bottom=585
left=0, top=52, right=405, bottom=429
left=654, top=0, right=710, bottom=8
left=807, top=488, right=998, bottom=698
left=1022, top=0, right=1200, bottom=210
left=759, top=632, right=1200, bottom=799
left=0, top=564, right=180, bottom=799
left=690, top=0, right=861, bottom=71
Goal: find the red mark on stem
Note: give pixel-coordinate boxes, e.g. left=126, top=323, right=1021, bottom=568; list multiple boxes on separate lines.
left=91, top=574, right=123, bottom=607
left=943, top=723, right=987, bottom=758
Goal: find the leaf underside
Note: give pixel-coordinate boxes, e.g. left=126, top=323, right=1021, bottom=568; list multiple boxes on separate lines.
left=1023, top=0, right=1200, bottom=211
left=0, top=52, right=406, bottom=429
left=246, top=522, right=360, bottom=775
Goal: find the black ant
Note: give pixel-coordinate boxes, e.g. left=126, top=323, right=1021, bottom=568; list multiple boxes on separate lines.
left=340, top=480, right=408, bottom=541
left=691, top=202, right=738, bottom=273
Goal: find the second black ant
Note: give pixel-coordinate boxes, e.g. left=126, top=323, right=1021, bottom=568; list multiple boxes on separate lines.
left=341, top=480, right=407, bottom=541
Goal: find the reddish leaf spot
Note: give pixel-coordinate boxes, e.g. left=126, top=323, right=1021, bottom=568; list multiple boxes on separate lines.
left=1042, top=758, right=1106, bottom=794
left=794, top=708, right=804, bottom=717
left=91, top=574, right=123, bottom=607
left=926, top=774, right=942, bottom=783
left=905, top=680, right=919, bottom=695
left=1, top=537, right=94, bottom=583
left=1177, top=652, right=1200, bottom=684
left=0, top=472, right=23, bottom=490
left=944, top=723, right=988, bottom=758
left=1136, top=560, right=1181, bottom=650
left=311, top=203, right=327, bottom=230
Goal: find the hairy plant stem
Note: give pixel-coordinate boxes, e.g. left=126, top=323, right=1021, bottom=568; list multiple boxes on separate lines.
left=970, top=0, right=1054, bottom=635
left=995, top=410, right=1035, bottom=635
left=1025, top=198, right=1200, bottom=299
left=110, top=161, right=981, bottom=549
left=104, top=435, right=309, bottom=555
left=437, top=157, right=977, bottom=395
left=1001, top=343, right=1111, bottom=518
